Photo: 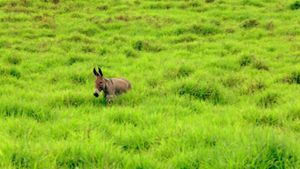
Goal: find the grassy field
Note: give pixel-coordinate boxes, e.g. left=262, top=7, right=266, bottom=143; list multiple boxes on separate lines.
left=0, top=0, right=300, bottom=168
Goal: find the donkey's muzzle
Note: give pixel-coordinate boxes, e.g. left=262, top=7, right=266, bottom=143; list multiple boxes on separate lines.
left=93, top=93, right=99, bottom=97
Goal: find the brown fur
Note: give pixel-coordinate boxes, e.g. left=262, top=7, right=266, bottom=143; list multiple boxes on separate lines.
left=93, top=68, right=131, bottom=103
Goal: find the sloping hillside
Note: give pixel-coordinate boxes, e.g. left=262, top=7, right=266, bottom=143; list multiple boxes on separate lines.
left=0, top=0, right=299, bottom=168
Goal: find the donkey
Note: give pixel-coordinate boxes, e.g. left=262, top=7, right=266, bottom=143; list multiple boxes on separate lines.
left=93, top=67, right=131, bottom=103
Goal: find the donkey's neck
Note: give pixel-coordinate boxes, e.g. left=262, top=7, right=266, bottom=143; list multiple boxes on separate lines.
left=103, top=78, right=113, bottom=96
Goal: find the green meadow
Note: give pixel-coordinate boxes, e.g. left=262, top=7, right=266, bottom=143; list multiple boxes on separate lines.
left=0, top=0, right=300, bottom=168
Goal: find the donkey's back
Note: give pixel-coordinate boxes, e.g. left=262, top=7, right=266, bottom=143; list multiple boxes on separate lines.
left=109, top=78, right=131, bottom=95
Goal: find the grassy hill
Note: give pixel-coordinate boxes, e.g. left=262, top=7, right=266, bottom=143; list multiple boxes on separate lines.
left=0, top=0, right=300, bottom=168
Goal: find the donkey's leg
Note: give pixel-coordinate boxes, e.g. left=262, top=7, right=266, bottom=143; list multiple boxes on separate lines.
left=105, top=95, right=114, bottom=104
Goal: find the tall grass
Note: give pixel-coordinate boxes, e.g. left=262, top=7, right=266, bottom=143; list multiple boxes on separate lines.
left=0, top=0, right=299, bottom=168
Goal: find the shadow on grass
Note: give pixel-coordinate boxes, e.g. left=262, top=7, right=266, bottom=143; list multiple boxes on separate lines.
left=0, top=101, right=54, bottom=122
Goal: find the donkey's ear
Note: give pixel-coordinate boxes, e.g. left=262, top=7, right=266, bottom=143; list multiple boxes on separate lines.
left=98, top=68, right=103, bottom=76
left=93, top=68, right=99, bottom=76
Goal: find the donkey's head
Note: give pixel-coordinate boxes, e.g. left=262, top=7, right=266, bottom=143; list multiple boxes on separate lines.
left=93, top=67, right=105, bottom=97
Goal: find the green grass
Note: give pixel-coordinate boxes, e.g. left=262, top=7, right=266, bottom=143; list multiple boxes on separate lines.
left=0, top=0, right=300, bottom=168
